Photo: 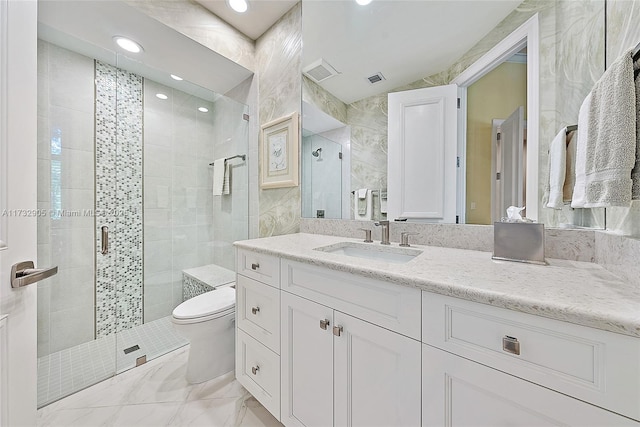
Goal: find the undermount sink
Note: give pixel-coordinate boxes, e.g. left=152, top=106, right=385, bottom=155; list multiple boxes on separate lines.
left=314, top=242, right=422, bottom=264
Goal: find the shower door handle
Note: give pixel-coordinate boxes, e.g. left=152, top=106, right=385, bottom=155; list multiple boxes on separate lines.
left=101, top=226, right=109, bottom=255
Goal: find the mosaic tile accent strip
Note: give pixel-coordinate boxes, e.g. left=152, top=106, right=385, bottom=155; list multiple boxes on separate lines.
left=182, top=274, right=214, bottom=301
left=95, top=61, right=144, bottom=338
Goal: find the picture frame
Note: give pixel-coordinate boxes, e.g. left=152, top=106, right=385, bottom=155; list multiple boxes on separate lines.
left=260, top=112, right=299, bottom=189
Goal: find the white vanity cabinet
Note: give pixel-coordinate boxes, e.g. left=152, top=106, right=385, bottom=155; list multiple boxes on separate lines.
left=281, top=291, right=422, bottom=427
left=235, top=250, right=282, bottom=420
left=422, top=292, right=640, bottom=426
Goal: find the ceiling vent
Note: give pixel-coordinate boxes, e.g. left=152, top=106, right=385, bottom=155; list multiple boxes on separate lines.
left=303, top=59, right=340, bottom=83
left=366, top=72, right=386, bottom=85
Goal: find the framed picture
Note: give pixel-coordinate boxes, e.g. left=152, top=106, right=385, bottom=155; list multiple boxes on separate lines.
left=260, top=112, right=299, bottom=189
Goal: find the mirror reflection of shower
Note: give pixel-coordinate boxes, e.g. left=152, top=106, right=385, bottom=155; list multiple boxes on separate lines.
left=312, top=147, right=323, bottom=160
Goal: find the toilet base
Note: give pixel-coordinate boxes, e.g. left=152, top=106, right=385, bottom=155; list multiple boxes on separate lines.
left=173, top=312, right=236, bottom=384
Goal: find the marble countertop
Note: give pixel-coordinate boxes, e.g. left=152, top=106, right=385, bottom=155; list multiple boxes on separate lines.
left=235, top=233, right=640, bottom=338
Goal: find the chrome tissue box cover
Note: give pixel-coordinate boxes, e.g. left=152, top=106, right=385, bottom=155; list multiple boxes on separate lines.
left=492, top=222, right=545, bottom=265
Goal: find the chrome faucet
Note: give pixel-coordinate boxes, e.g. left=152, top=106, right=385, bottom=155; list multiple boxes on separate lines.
left=374, top=220, right=390, bottom=245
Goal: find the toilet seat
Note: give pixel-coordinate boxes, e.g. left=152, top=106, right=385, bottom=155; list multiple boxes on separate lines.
left=172, top=287, right=236, bottom=324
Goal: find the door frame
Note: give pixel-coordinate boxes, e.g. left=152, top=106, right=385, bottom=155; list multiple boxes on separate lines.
left=452, top=13, right=540, bottom=223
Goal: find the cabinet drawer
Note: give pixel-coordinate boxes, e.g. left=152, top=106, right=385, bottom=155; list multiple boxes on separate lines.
left=423, top=292, right=640, bottom=421
left=236, top=329, right=280, bottom=421
left=236, top=275, right=280, bottom=354
left=423, top=344, right=640, bottom=426
left=281, top=259, right=421, bottom=340
left=237, top=249, right=280, bottom=288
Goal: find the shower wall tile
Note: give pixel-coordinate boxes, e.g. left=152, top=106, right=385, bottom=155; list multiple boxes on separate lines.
left=49, top=306, right=94, bottom=354
left=256, top=3, right=302, bottom=237
left=48, top=44, right=94, bottom=113
left=95, top=61, right=144, bottom=338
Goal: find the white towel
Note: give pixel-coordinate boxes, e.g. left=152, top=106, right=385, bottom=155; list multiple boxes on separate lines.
left=563, top=129, right=577, bottom=203
left=571, top=94, right=591, bottom=208
left=356, top=188, right=368, bottom=215
left=353, top=189, right=372, bottom=220
left=222, top=161, right=230, bottom=195
left=583, top=48, right=636, bottom=208
left=546, top=127, right=568, bottom=209
left=212, top=158, right=226, bottom=196
left=632, top=58, right=640, bottom=200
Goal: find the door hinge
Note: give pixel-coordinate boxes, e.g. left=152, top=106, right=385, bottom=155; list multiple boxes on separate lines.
left=456, top=215, right=460, bottom=224
left=242, top=113, right=250, bottom=121
left=339, top=152, right=343, bottom=160
left=497, top=132, right=501, bottom=141
left=457, top=98, right=461, bottom=109
left=496, top=172, right=501, bottom=180
left=456, top=156, right=460, bottom=168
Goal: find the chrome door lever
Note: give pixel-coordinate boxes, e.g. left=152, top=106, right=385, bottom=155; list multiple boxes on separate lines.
left=10, top=261, right=58, bottom=288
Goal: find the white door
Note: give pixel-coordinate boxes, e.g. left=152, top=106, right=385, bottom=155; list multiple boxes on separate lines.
left=334, top=312, right=421, bottom=427
left=388, top=84, right=458, bottom=223
left=422, top=345, right=637, bottom=426
left=281, top=292, right=333, bottom=427
left=496, top=106, right=525, bottom=220
left=0, top=0, right=38, bottom=425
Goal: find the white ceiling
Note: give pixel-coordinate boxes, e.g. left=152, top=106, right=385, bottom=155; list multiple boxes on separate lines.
left=38, top=1, right=253, bottom=100
left=302, top=1, right=522, bottom=104
left=195, top=0, right=299, bottom=40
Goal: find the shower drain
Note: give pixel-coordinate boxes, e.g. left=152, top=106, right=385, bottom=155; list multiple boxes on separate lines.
left=123, top=344, right=140, bottom=354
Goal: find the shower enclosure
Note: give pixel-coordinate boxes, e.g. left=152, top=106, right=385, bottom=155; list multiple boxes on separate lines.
left=36, top=39, right=249, bottom=407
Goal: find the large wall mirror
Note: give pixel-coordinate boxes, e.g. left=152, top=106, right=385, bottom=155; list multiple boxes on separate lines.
left=301, top=0, right=607, bottom=228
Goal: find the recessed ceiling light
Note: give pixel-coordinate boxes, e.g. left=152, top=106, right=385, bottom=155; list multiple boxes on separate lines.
left=170, top=74, right=183, bottom=81
left=156, top=93, right=168, bottom=100
left=113, top=36, right=143, bottom=53
left=356, top=0, right=372, bottom=5
left=228, top=0, right=248, bottom=13
left=198, top=107, right=209, bottom=113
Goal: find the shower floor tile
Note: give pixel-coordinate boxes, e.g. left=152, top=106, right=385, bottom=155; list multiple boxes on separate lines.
left=36, top=345, right=282, bottom=427
left=37, top=316, right=188, bottom=408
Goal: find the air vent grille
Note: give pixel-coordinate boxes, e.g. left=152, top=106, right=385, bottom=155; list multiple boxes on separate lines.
left=303, top=59, right=340, bottom=83
left=366, top=72, right=386, bottom=84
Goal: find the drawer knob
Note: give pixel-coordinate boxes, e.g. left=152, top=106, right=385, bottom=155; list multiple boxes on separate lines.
left=251, top=306, right=260, bottom=315
left=502, top=336, right=520, bottom=355
left=251, top=263, right=260, bottom=270
left=320, top=319, right=330, bottom=330
left=251, top=365, right=260, bottom=375
left=333, top=325, right=343, bottom=337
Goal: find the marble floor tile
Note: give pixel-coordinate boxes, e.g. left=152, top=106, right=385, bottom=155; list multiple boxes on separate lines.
left=37, top=346, right=282, bottom=427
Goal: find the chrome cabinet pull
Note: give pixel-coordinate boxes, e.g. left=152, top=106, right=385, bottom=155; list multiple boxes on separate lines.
left=320, top=319, right=330, bottom=330
left=333, top=325, right=343, bottom=337
left=251, top=306, right=260, bottom=315
left=10, top=261, right=58, bottom=288
left=101, top=226, right=109, bottom=255
left=251, top=365, right=260, bottom=375
left=251, top=263, right=259, bottom=270
left=502, top=336, right=520, bottom=355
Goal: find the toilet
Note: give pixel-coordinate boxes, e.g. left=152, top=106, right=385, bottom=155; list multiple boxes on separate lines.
left=171, top=285, right=236, bottom=384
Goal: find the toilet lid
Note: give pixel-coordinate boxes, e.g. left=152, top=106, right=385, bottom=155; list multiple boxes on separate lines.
left=172, top=287, right=236, bottom=320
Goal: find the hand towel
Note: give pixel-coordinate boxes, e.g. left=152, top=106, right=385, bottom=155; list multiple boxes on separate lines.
left=380, top=189, right=388, bottom=214
left=563, top=129, right=577, bottom=203
left=357, top=188, right=367, bottom=215
left=571, top=94, right=591, bottom=208
left=546, top=127, right=568, bottom=209
left=583, top=48, right=636, bottom=208
left=353, top=189, right=372, bottom=220
left=632, top=58, right=640, bottom=200
left=212, top=158, right=226, bottom=196
left=222, top=161, right=231, bottom=195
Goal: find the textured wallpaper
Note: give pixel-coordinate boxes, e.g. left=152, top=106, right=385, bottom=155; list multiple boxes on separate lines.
left=256, top=4, right=303, bottom=237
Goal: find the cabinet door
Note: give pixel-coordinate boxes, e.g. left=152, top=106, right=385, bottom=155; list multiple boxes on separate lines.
left=334, top=312, right=421, bottom=427
left=422, top=344, right=639, bottom=426
left=281, top=292, right=334, bottom=427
